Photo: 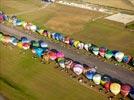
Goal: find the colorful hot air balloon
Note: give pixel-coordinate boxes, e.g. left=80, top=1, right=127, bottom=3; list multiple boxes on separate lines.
left=17, top=41, right=23, bottom=49
left=93, top=74, right=101, bottom=85
left=40, top=41, right=48, bottom=48
left=22, top=43, right=30, bottom=50
left=73, top=41, right=80, bottom=48
left=91, top=46, right=99, bottom=56
left=21, top=37, right=29, bottom=43
left=122, top=55, right=131, bottom=64
left=85, top=71, right=95, bottom=80
left=73, top=64, right=84, bottom=75
left=56, top=51, right=64, bottom=58
left=121, top=84, right=132, bottom=97
left=84, top=44, right=92, bottom=51
left=99, top=47, right=107, bottom=57
left=31, top=41, right=40, bottom=48
left=65, top=58, right=74, bottom=69
left=100, top=75, right=111, bottom=86
left=30, top=25, right=37, bottom=32
left=57, top=57, right=65, bottom=68
left=104, top=82, right=111, bottom=91
left=115, top=52, right=124, bottom=62
left=110, top=83, right=121, bottom=95
left=78, top=42, right=84, bottom=49
left=64, top=36, right=70, bottom=44
left=105, top=50, right=113, bottom=59
left=34, top=48, right=44, bottom=58
left=36, top=29, right=44, bottom=35
left=10, top=36, right=18, bottom=46
left=49, top=51, right=57, bottom=61
left=69, top=39, right=75, bottom=46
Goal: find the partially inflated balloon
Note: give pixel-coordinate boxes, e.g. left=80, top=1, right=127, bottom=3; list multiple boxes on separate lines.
left=121, top=84, right=132, bottom=97
left=110, top=83, right=121, bottom=95
left=101, top=75, right=111, bottom=86
left=73, top=64, right=84, bottom=75
left=93, top=74, right=101, bottom=85
left=115, top=52, right=124, bottom=62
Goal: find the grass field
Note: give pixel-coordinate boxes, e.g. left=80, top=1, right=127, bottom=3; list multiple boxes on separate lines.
left=0, top=0, right=134, bottom=57
left=0, top=43, right=109, bottom=100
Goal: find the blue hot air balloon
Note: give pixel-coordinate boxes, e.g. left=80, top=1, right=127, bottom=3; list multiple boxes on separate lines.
left=85, top=71, right=95, bottom=80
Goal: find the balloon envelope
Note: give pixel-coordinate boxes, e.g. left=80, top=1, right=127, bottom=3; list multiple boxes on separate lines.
left=121, top=84, right=132, bottom=97
left=101, top=75, right=111, bottom=86
left=130, top=87, right=134, bottom=100
left=93, top=74, right=101, bottom=85
left=56, top=51, right=64, bottom=58
left=49, top=51, right=57, bottom=61
left=104, top=82, right=111, bottom=91
left=122, top=55, right=131, bottom=64
left=40, top=42, right=48, bottom=48
left=65, top=59, right=74, bottom=69
left=34, top=48, right=44, bottom=57
left=85, top=71, right=95, bottom=80
left=73, top=64, right=84, bottom=75
left=84, top=44, right=92, bottom=51
left=22, top=43, right=30, bottom=50
left=110, top=83, right=121, bottom=95
left=105, top=50, right=113, bottom=59
left=115, top=52, right=124, bottom=62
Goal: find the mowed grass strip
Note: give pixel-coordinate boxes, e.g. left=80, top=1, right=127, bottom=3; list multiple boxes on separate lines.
left=0, top=43, right=107, bottom=100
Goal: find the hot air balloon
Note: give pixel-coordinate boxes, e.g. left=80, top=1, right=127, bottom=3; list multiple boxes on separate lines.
left=91, top=46, right=99, bottom=56
left=36, top=29, right=44, bottom=35
left=105, top=50, right=113, bottom=59
left=17, top=41, right=23, bottom=49
left=57, top=57, right=65, bottom=68
left=69, top=39, right=75, bottom=46
left=121, top=84, right=132, bottom=97
left=73, top=64, right=84, bottom=75
left=56, top=51, right=64, bottom=58
left=73, top=41, right=80, bottom=48
left=130, top=86, right=134, bottom=100
left=85, top=71, right=95, bottom=80
left=34, top=48, right=44, bottom=58
left=49, top=51, right=57, bottom=61
left=110, top=83, right=121, bottom=95
left=22, top=43, right=30, bottom=50
left=65, top=58, right=74, bottom=69
left=31, top=41, right=40, bottom=48
left=104, top=82, right=111, bottom=91
left=78, top=42, right=84, bottom=49
left=30, top=24, right=37, bottom=32
left=42, top=30, right=48, bottom=37
left=21, top=37, right=29, bottom=43
left=115, top=52, right=124, bottom=62
left=10, top=36, right=18, bottom=46
left=51, top=32, right=56, bottom=39
left=99, top=47, right=107, bottom=57
left=40, top=41, right=48, bottom=48
left=15, top=19, right=24, bottom=26
left=100, top=75, right=111, bottom=86
left=122, top=55, right=131, bottom=64
left=93, top=73, right=101, bottom=85
left=64, top=36, right=70, bottom=44
left=84, top=44, right=92, bottom=51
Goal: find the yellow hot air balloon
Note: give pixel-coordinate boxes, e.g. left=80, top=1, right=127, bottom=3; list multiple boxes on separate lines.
left=17, top=42, right=23, bottom=49
left=110, top=83, right=121, bottom=95
left=73, top=41, right=80, bottom=48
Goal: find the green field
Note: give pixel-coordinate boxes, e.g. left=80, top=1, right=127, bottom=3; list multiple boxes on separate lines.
left=0, top=43, right=109, bottom=100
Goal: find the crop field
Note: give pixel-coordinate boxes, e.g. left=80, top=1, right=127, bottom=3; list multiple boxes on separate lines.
left=0, top=43, right=110, bottom=100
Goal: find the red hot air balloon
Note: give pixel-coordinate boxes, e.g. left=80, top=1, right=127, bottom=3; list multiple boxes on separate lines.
left=104, top=82, right=111, bottom=91
left=121, top=84, right=132, bottom=97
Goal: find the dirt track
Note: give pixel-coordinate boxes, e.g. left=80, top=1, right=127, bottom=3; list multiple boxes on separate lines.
left=0, top=24, right=134, bottom=85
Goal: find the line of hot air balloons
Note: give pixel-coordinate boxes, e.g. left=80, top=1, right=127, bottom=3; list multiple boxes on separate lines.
left=0, top=12, right=134, bottom=67
left=0, top=32, right=134, bottom=99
